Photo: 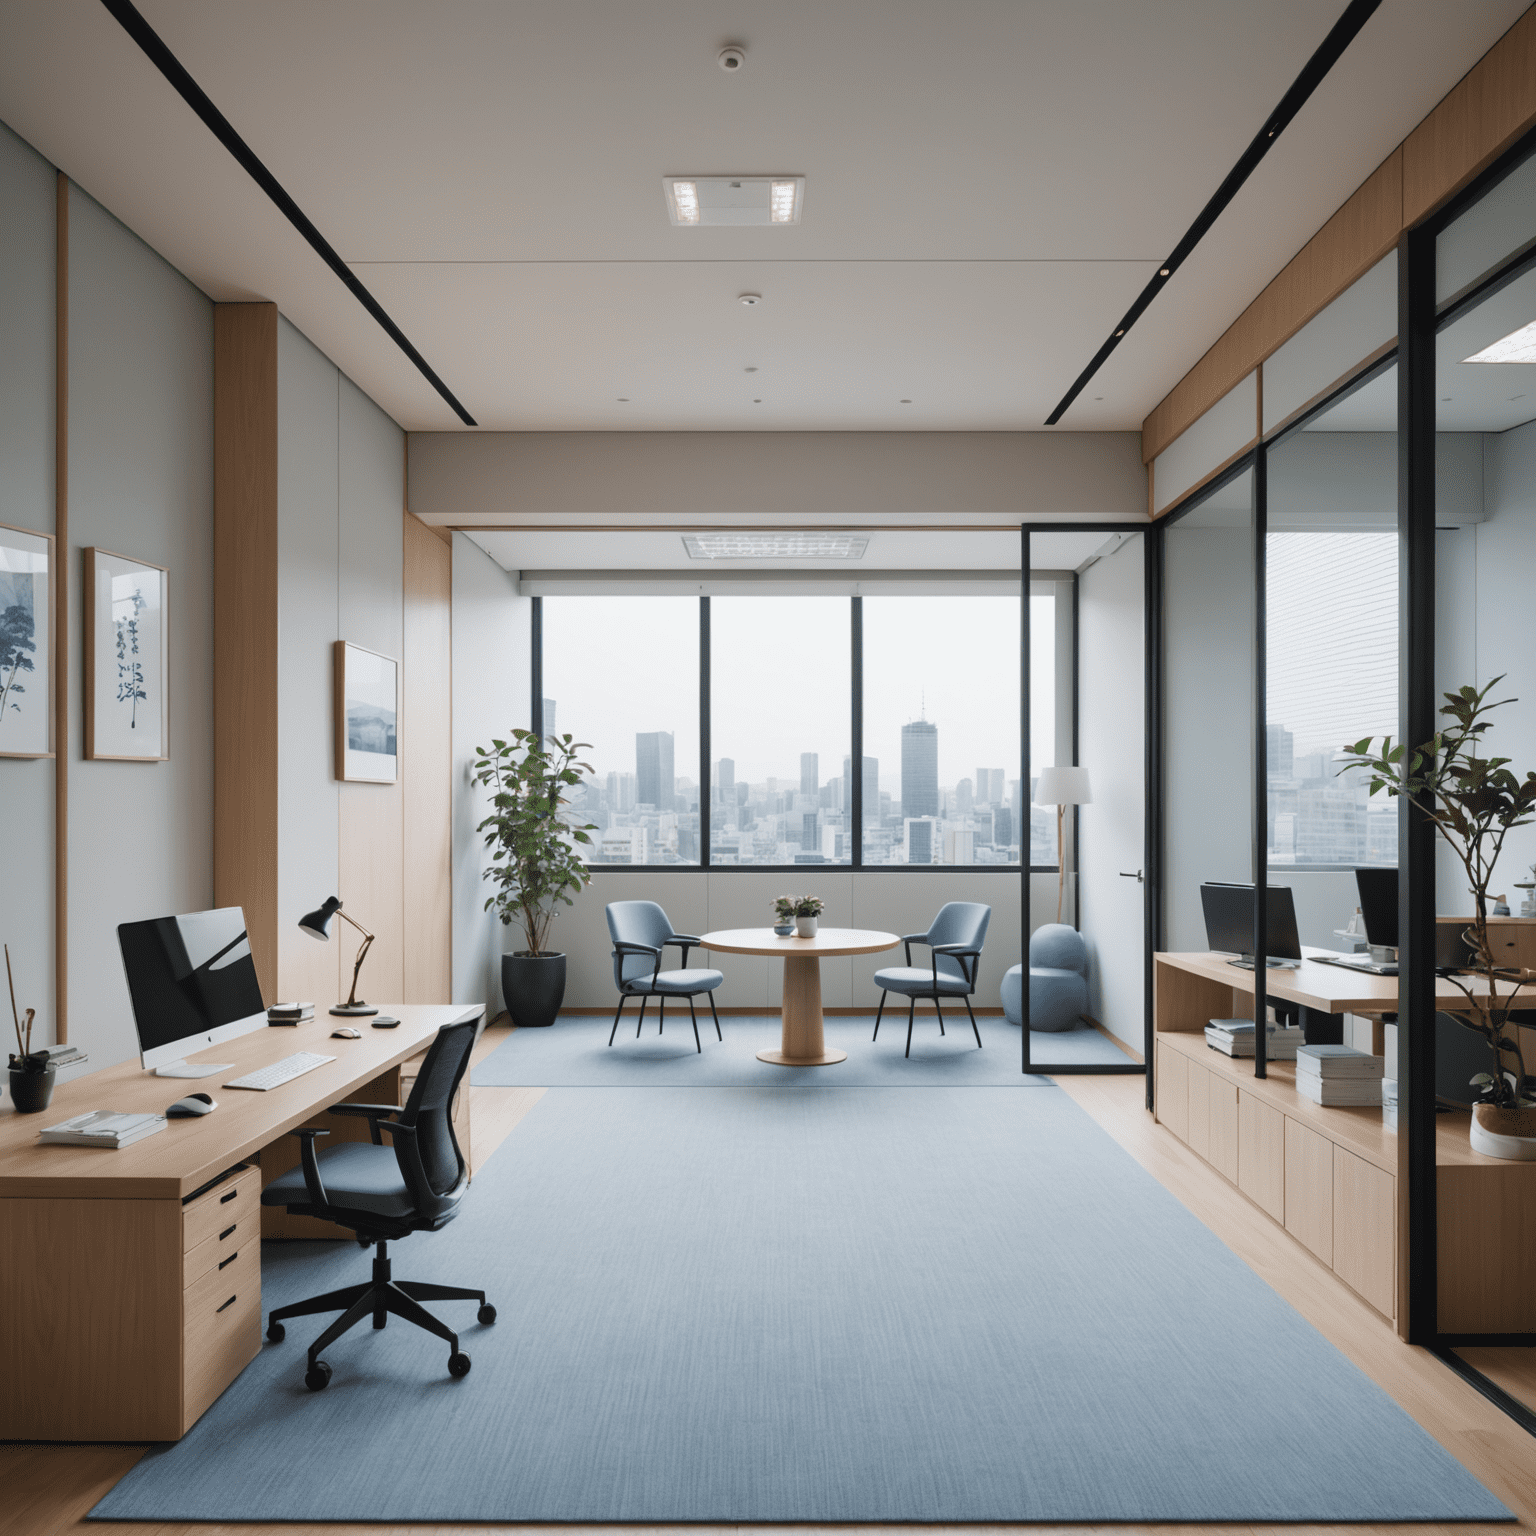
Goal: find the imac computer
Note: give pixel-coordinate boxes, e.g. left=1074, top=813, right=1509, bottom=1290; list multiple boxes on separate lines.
left=118, top=907, right=267, bottom=1076
left=1200, top=882, right=1303, bottom=969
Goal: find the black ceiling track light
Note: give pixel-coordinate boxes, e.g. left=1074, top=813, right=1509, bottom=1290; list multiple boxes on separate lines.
left=98, top=0, right=478, bottom=426
left=1044, top=0, right=1382, bottom=427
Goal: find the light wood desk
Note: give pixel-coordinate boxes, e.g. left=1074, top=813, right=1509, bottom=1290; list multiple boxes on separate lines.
left=0, top=1003, right=481, bottom=1442
left=1153, top=952, right=1536, bottom=1335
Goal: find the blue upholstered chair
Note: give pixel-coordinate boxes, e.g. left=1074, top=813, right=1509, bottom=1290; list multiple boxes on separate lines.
left=871, top=902, right=991, bottom=1058
left=1001, top=923, right=1089, bottom=1032
left=605, top=901, right=724, bottom=1054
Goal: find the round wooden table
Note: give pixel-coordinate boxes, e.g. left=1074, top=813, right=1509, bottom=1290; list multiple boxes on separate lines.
left=698, top=927, right=900, bottom=1066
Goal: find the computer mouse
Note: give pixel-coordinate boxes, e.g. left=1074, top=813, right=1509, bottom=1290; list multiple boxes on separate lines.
left=167, top=1092, right=217, bottom=1117
left=331, top=1026, right=362, bottom=1039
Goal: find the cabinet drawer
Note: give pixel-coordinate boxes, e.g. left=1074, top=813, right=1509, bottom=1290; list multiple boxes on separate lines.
left=1333, top=1146, right=1395, bottom=1319
left=183, top=1208, right=251, bottom=1288
left=183, top=1241, right=260, bottom=1433
left=183, top=1165, right=260, bottom=1252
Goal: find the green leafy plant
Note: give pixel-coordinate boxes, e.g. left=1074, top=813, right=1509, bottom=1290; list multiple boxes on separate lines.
left=793, top=895, right=824, bottom=919
left=472, top=730, right=597, bottom=957
left=1340, top=677, right=1536, bottom=1112
left=772, top=895, right=797, bottom=922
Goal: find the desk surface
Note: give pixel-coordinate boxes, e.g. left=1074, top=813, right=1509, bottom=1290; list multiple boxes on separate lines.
left=700, top=927, right=899, bottom=959
left=0, top=1003, right=480, bottom=1201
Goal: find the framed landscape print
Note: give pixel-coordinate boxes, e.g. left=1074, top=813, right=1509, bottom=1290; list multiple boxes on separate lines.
left=335, top=640, right=398, bottom=783
left=0, top=523, right=54, bottom=760
left=84, top=548, right=169, bottom=762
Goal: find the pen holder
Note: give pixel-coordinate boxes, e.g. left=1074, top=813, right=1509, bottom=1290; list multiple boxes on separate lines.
left=8, top=1055, right=56, bottom=1114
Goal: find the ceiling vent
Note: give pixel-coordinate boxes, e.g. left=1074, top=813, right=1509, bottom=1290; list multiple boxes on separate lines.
left=683, top=533, right=868, bottom=560
left=664, top=177, right=804, bottom=226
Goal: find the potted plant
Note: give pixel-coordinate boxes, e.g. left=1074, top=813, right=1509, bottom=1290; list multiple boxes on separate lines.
left=772, top=896, right=797, bottom=936
left=792, top=895, right=824, bottom=939
left=472, top=730, right=597, bottom=1028
left=1342, top=678, right=1536, bottom=1158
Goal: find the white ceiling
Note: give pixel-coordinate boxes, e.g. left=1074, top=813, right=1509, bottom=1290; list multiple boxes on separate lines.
left=0, top=0, right=1527, bottom=433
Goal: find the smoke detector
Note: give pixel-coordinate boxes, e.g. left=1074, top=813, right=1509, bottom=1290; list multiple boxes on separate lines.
left=718, top=46, right=746, bottom=72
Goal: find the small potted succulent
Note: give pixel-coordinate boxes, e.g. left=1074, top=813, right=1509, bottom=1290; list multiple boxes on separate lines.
left=772, top=896, right=796, bottom=937
left=792, top=895, right=824, bottom=939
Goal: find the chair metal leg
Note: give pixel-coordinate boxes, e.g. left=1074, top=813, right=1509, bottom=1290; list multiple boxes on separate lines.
left=303, top=1285, right=380, bottom=1367
left=609, top=993, right=627, bottom=1046
left=382, top=1282, right=461, bottom=1353
left=687, top=996, right=701, bottom=1053
left=658, top=994, right=664, bottom=1034
left=906, top=998, right=915, bottom=1058
left=636, top=994, right=647, bottom=1037
left=964, top=993, right=982, bottom=1048
left=872, top=991, right=887, bottom=1040
left=708, top=990, right=722, bottom=1040
left=936, top=997, right=946, bottom=1035
left=396, top=1279, right=487, bottom=1305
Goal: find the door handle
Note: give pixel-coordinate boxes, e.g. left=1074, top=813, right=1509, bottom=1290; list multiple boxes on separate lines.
left=1119, top=870, right=1144, bottom=883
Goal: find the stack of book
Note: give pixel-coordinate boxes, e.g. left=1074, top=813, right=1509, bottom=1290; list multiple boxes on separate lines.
left=1295, top=1044, right=1385, bottom=1106
left=38, top=1111, right=168, bottom=1148
left=267, top=1002, right=315, bottom=1025
left=1205, top=1018, right=1304, bottom=1059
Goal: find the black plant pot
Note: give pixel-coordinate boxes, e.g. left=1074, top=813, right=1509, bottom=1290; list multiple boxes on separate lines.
left=501, top=952, right=566, bottom=1028
left=9, top=1063, right=56, bottom=1114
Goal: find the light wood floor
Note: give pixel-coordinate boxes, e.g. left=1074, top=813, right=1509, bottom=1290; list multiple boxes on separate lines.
left=5, top=1024, right=1532, bottom=1536
left=1456, top=1347, right=1536, bottom=1416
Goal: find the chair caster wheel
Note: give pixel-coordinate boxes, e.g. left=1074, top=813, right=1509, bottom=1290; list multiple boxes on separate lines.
left=477, top=1303, right=497, bottom=1325
left=448, top=1351, right=472, bottom=1378
left=304, top=1360, right=332, bottom=1392
left=266, top=1320, right=285, bottom=1343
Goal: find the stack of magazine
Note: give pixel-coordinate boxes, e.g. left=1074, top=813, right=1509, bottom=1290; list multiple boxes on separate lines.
left=1204, top=1018, right=1304, bottom=1059
left=39, top=1111, right=168, bottom=1148
left=1295, top=1044, right=1384, bottom=1106
left=267, top=1001, right=314, bottom=1025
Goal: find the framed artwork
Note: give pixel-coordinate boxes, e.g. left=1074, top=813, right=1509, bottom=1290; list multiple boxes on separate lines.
left=335, top=640, right=398, bottom=783
left=0, top=522, right=54, bottom=760
left=84, top=548, right=169, bottom=762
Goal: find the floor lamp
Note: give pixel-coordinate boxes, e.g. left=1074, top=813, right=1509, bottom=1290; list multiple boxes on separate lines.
left=1033, top=766, right=1092, bottom=926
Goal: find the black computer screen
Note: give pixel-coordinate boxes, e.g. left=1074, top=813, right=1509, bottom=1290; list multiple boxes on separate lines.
left=118, top=908, right=266, bottom=1058
left=1355, top=867, right=1398, bottom=948
left=1199, top=882, right=1303, bottom=962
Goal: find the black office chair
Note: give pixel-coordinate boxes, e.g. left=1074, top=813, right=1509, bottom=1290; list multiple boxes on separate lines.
left=261, top=1017, right=494, bottom=1390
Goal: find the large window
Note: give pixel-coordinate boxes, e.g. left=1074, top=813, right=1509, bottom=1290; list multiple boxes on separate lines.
left=539, top=589, right=1058, bottom=869
left=540, top=595, right=700, bottom=864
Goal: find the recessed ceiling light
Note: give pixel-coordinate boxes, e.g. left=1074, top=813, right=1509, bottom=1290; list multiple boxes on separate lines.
left=683, top=533, right=869, bottom=560
left=744, top=366, right=758, bottom=372
left=752, top=398, right=762, bottom=403
left=739, top=294, right=761, bottom=307
left=718, top=45, right=746, bottom=71
left=1463, top=318, right=1536, bottom=364
left=664, top=176, right=804, bottom=226
left=900, top=398, right=911, bottom=404
left=617, top=397, right=629, bottom=402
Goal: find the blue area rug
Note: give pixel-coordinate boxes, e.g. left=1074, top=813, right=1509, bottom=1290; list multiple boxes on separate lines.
left=93, top=1086, right=1506, bottom=1524
left=472, top=1012, right=1128, bottom=1085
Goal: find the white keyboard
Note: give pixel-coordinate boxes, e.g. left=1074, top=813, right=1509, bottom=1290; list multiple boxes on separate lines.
left=225, top=1051, right=335, bottom=1092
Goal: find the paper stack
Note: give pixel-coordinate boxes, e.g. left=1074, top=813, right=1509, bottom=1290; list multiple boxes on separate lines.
left=39, top=1111, right=168, bottom=1148
left=1204, top=1018, right=1304, bottom=1059
left=267, top=1002, right=315, bottom=1025
left=1295, top=1044, right=1384, bottom=1106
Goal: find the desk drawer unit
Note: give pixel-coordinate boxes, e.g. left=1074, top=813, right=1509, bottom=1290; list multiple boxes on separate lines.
left=181, top=1166, right=261, bottom=1435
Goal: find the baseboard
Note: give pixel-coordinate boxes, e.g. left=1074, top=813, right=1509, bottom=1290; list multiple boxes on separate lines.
left=550, top=1005, right=1008, bottom=1017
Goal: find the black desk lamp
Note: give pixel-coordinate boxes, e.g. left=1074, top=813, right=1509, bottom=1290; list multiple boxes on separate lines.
left=298, top=896, right=378, bottom=1017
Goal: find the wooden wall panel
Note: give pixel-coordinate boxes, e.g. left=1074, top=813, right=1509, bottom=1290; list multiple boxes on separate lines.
left=338, top=780, right=404, bottom=1006
left=402, top=510, right=453, bottom=1002
left=212, top=303, right=279, bottom=999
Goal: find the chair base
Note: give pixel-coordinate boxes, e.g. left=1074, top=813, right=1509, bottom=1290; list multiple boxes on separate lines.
left=266, top=1240, right=491, bottom=1386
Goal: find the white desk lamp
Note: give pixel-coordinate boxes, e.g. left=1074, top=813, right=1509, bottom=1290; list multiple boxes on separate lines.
left=1033, top=765, right=1092, bottom=925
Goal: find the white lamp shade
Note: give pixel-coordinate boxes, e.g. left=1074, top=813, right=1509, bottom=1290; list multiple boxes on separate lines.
left=1034, top=765, right=1092, bottom=806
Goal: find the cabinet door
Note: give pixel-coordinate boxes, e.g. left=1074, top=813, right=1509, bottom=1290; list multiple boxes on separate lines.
left=1207, top=1076, right=1240, bottom=1184
left=1284, top=1118, right=1334, bottom=1265
left=1238, top=1091, right=1285, bottom=1222
left=1333, top=1146, right=1395, bottom=1318
left=1157, top=1043, right=1188, bottom=1142
left=1186, top=1058, right=1210, bottom=1161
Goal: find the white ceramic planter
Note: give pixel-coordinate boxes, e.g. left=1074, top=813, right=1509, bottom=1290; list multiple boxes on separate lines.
left=795, top=915, right=819, bottom=938
left=1470, top=1105, right=1536, bottom=1160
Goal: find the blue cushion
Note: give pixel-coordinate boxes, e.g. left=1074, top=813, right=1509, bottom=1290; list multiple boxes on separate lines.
left=261, top=1142, right=414, bottom=1218
left=1029, top=923, right=1088, bottom=975
left=1001, top=963, right=1089, bottom=1032
left=625, top=968, right=724, bottom=995
left=874, top=966, right=972, bottom=996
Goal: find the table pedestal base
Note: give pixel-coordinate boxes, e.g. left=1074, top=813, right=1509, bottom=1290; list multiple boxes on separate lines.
left=756, top=952, right=846, bottom=1067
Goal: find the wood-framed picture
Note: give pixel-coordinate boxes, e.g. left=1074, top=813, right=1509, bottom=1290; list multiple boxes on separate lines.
left=335, top=640, right=398, bottom=783
left=0, top=522, right=54, bottom=760
left=84, top=547, right=170, bottom=762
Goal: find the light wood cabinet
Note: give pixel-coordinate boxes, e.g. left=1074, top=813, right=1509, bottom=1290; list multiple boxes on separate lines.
left=1284, top=1118, right=1334, bottom=1265
left=1156, top=1042, right=1187, bottom=1141
left=1238, top=1090, right=1286, bottom=1223
left=1207, top=1075, right=1239, bottom=1184
left=1333, top=1146, right=1395, bottom=1319
left=1185, top=1058, right=1210, bottom=1161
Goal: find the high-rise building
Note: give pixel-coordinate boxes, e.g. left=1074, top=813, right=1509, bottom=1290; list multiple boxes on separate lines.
left=717, top=757, right=734, bottom=792
left=901, top=720, right=939, bottom=818
left=1267, top=723, right=1295, bottom=779
left=842, top=756, right=880, bottom=822
left=992, top=807, right=1013, bottom=850
left=606, top=771, right=637, bottom=813
left=636, top=731, right=674, bottom=809
left=802, top=811, right=819, bottom=850
left=800, top=753, right=818, bottom=794
left=956, top=777, right=974, bottom=814
left=944, top=827, right=975, bottom=864
left=542, top=697, right=557, bottom=746
left=904, top=817, right=936, bottom=864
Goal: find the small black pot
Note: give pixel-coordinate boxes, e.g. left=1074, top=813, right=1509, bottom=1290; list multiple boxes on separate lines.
left=501, top=952, right=566, bottom=1028
left=8, top=1061, right=56, bottom=1114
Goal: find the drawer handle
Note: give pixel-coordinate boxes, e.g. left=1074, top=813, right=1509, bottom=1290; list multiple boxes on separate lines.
left=219, top=1223, right=237, bottom=1242
left=219, top=1188, right=239, bottom=1205
left=216, top=1294, right=238, bottom=1314
left=218, top=1250, right=239, bottom=1271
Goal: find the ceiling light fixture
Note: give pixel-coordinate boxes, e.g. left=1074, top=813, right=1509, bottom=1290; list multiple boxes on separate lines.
left=744, top=366, right=758, bottom=372
left=683, top=534, right=869, bottom=560
left=664, top=176, right=804, bottom=226
left=1462, top=318, right=1536, bottom=364
left=739, top=294, right=761, bottom=306
left=718, top=46, right=746, bottom=72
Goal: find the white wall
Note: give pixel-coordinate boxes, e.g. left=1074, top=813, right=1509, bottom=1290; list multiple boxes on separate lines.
left=451, top=532, right=531, bottom=1015
left=65, top=185, right=214, bottom=1068
left=0, top=120, right=57, bottom=1050
left=408, top=431, right=1147, bottom=527
left=1077, top=533, right=1145, bottom=1047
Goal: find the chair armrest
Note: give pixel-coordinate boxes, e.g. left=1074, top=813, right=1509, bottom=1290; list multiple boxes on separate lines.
left=286, top=1126, right=331, bottom=1206
left=612, top=941, right=661, bottom=956
left=931, top=944, right=978, bottom=956
left=371, top=1118, right=417, bottom=1138
left=328, top=1101, right=405, bottom=1146
left=900, top=932, right=931, bottom=945
left=665, top=934, right=701, bottom=946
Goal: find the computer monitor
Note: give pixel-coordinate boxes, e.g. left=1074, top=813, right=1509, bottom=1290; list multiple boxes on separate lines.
left=1355, top=867, right=1398, bottom=949
left=118, top=907, right=267, bottom=1072
left=1200, top=882, right=1303, bottom=967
